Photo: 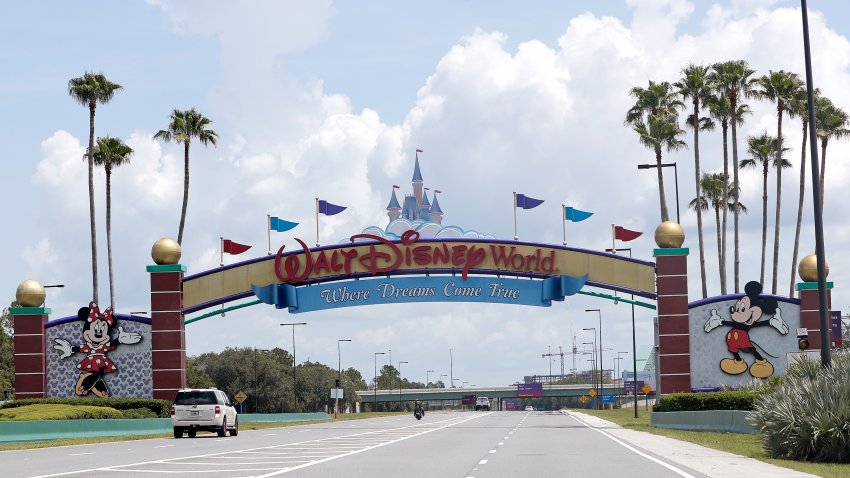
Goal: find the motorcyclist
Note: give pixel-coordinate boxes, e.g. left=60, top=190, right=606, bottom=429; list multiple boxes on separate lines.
left=414, top=399, right=424, bottom=417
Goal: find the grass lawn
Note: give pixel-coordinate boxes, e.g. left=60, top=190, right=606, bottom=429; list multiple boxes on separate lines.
left=575, top=408, right=850, bottom=478
left=0, top=411, right=409, bottom=451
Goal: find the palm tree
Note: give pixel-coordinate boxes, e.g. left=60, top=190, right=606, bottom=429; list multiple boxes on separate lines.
left=789, top=88, right=819, bottom=296
left=92, top=137, right=134, bottom=308
left=154, top=108, right=219, bottom=245
left=757, top=70, right=804, bottom=294
left=705, top=93, right=750, bottom=294
left=675, top=64, right=713, bottom=299
left=626, top=81, right=684, bottom=222
left=814, top=97, right=850, bottom=209
left=741, top=133, right=791, bottom=286
left=690, top=173, right=747, bottom=287
left=709, top=60, right=758, bottom=292
left=68, top=72, right=123, bottom=302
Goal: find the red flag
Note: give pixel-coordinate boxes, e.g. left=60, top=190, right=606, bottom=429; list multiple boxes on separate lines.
left=223, top=239, right=252, bottom=255
left=614, top=226, right=642, bottom=242
left=392, top=185, right=400, bottom=189
left=416, top=149, right=423, bottom=152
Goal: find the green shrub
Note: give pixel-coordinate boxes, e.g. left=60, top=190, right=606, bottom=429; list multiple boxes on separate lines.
left=749, top=350, right=850, bottom=462
left=0, top=398, right=171, bottom=418
left=121, top=407, right=158, bottom=419
left=0, top=404, right=124, bottom=420
left=654, top=390, right=760, bottom=412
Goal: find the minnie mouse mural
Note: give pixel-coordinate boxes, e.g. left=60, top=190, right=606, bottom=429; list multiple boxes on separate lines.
left=703, top=281, right=789, bottom=378
left=52, top=302, right=142, bottom=397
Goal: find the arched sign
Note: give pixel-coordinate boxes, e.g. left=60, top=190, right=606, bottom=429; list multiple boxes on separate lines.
left=182, top=232, right=656, bottom=314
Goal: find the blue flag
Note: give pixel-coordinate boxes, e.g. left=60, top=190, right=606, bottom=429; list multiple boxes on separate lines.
left=516, top=193, right=544, bottom=210
left=565, top=207, right=593, bottom=222
left=270, top=216, right=299, bottom=232
left=318, top=200, right=347, bottom=216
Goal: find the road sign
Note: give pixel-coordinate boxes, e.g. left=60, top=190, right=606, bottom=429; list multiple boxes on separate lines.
left=642, top=384, right=652, bottom=394
left=517, top=383, right=544, bottom=397
left=601, top=394, right=614, bottom=403
left=461, top=394, right=476, bottom=405
left=505, top=401, right=517, bottom=410
left=330, top=388, right=344, bottom=399
left=588, top=388, right=597, bottom=397
left=234, top=390, right=248, bottom=403
left=624, top=380, right=644, bottom=394
left=579, top=395, right=588, bottom=403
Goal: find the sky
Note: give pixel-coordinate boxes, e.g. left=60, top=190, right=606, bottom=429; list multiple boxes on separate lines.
left=3, top=0, right=850, bottom=388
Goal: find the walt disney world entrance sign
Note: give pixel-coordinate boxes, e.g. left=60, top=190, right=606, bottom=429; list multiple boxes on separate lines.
left=181, top=231, right=657, bottom=315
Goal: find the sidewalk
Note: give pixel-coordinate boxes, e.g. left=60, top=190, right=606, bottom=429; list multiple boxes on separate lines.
left=568, top=411, right=817, bottom=478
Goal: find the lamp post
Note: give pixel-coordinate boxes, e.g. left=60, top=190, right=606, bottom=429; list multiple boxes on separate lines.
left=637, top=163, right=680, bottom=223
left=426, top=370, right=434, bottom=388
left=585, top=308, right=603, bottom=409
left=335, top=339, right=351, bottom=418
left=582, top=341, right=596, bottom=409
left=374, top=352, right=385, bottom=411
left=43, top=284, right=64, bottom=307
left=280, top=322, right=306, bottom=410
left=253, top=348, right=270, bottom=413
left=440, top=374, right=447, bottom=387
left=605, top=247, right=640, bottom=417
left=398, top=361, right=408, bottom=409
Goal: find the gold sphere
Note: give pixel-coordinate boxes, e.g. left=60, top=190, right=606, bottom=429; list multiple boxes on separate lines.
left=654, top=221, right=685, bottom=248
left=798, top=254, right=828, bottom=282
left=16, top=279, right=45, bottom=307
left=151, top=238, right=181, bottom=265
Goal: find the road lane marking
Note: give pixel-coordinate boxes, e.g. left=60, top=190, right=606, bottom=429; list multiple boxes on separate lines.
left=568, top=413, right=698, bottom=478
left=498, top=442, right=504, bottom=445
left=478, top=459, right=488, bottom=464
left=489, top=449, right=496, bottom=454
left=153, top=445, right=175, bottom=449
left=67, top=453, right=93, bottom=456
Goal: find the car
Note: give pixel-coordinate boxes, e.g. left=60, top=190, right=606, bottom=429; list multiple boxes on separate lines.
left=474, top=396, right=491, bottom=411
left=171, top=388, right=238, bottom=438
left=524, top=405, right=534, bottom=411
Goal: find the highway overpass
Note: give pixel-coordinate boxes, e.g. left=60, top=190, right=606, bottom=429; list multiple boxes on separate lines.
left=356, top=383, right=625, bottom=404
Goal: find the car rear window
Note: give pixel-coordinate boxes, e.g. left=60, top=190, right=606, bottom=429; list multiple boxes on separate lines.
left=174, top=391, right=219, bottom=405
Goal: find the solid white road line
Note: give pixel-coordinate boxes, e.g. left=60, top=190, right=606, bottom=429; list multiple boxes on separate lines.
left=568, top=413, right=698, bottom=478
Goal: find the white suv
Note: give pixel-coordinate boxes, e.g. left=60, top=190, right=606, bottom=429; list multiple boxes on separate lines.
left=475, top=396, right=491, bottom=411
left=171, top=388, right=238, bottom=438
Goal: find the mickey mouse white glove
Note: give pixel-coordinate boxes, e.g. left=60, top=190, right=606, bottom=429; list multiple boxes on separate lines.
left=704, top=309, right=723, bottom=332
left=118, top=327, right=142, bottom=344
left=53, top=339, right=73, bottom=359
left=770, top=308, right=789, bottom=335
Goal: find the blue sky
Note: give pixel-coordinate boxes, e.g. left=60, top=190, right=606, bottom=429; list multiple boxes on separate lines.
left=3, top=0, right=850, bottom=387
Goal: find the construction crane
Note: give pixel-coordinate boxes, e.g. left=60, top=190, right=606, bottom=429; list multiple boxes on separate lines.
left=542, top=346, right=567, bottom=376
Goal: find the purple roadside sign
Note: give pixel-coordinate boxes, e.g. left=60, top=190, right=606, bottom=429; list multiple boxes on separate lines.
left=517, top=383, right=543, bottom=397
left=461, top=394, right=476, bottom=405
left=831, top=311, right=842, bottom=346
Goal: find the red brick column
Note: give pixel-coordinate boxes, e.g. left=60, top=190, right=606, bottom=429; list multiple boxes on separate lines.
left=10, top=307, right=50, bottom=399
left=654, top=248, right=691, bottom=394
left=797, top=282, right=832, bottom=351
left=148, top=264, right=186, bottom=401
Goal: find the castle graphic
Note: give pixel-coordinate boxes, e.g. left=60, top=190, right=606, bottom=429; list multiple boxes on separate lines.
left=386, top=151, right=443, bottom=225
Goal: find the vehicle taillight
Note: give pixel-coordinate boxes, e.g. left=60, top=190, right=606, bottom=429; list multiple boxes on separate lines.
left=170, top=406, right=175, bottom=416
left=215, top=405, right=221, bottom=415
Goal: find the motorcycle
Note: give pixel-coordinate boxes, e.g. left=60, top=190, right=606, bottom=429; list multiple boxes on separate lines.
left=414, top=407, right=423, bottom=420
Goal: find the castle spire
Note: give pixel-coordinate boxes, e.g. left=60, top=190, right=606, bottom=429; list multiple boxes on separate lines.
left=412, top=149, right=424, bottom=182
left=387, top=187, right=401, bottom=221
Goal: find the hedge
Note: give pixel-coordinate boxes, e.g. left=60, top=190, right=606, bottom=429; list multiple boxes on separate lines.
left=654, top=391, right=760, bottom=412
left=0, top=398, right=172, bottom=418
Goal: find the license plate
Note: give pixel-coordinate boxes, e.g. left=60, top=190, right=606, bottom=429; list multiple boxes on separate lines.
left=190, top=411, right=199, bottom=416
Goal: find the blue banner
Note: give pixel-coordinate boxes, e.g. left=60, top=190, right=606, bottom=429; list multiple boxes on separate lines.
left=270, top=216, right=299, bottom=232
left=564, top=206, right=593, bottom=222
left=252, top=274, right=586, bottom=313
left=516, top=193, right=544, bottom=209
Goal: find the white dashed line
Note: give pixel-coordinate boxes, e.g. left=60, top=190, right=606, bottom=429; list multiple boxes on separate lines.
left=489, top=449, right=496, bottom=454
left=478, top=459, right=488, bottom=465
left=68, top=452, right=94, bottom=456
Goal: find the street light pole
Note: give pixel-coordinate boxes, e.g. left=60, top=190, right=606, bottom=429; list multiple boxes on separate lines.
left=280, top=322, right=306, bottom=410
left=253, top=348, right=269, bottom=413
left=374, top=352, right=385, bottom=411
left=426, top=370, right=434, bottom=388
left=398, top=361, right=408, bottom=408
left=585, top=309, right=603, bottom=409
left=336, top=339, right=351, bottom=418
left=637, top=163, right=680, bottom=223
left=606, top=247, right=640, bottom=417
left=582, top=340, right=596, bottom=409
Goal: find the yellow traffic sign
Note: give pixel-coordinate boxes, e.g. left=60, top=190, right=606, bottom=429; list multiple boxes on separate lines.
left=642, top=384, right=652, bottom=394
left=588, top=388, right=597, bottom=397
left=234, top=390, right=248, bottom=403
left=580, top=395, right=588, bottom=403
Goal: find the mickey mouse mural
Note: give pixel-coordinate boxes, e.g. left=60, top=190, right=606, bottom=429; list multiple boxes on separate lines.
left=52, top=302, right=142, bottom=397
left=703, top=281, right=789, bottom=378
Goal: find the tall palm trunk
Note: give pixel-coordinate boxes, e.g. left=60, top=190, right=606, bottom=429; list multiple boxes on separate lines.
left=720, top=120, right=729, bottom=294
left=714, top=205, right=723, bottom=285
left=655, top=146, right=670, bottom=222
left=819, top=137, right=828, bottom=209
left=692, top=99, right=707, bottom=298
left=178, top=140, right=190, bottom=245
left=771, top=108, right=783, bottom=294
left=88, top=101, right=99, bottom=303
left=105, top=165, right=115, bottom=307
left=759, top=161, right=768, bottom=286
left=790, top=121, right=807, bottom=296
left=730, top=97, right=741, bottom=292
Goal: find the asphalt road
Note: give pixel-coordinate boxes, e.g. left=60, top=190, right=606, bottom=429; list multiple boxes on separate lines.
left=0, top=411, right=710, bottom=478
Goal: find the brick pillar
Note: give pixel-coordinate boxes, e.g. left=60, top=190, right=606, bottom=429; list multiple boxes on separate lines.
left=654, top=248, right=691, bottom=394
left=10, top=307, right=50, bottom=399
left=148, top=264, right=187, bottom=401
left=797, top=282, right=832, bottom=351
